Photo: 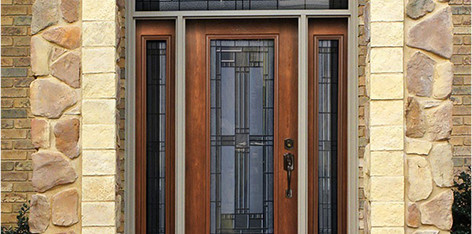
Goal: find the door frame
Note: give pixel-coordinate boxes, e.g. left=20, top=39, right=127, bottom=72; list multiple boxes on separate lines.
left=125, top=4, right=359, bottom=234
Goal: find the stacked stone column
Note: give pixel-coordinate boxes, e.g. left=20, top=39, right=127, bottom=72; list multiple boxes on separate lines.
left=363, top=0, right=406, bottom=233
left=81, top=0, right=120, bottom=233
left=28, top=0, right=82, bottom=233
left=27, top=0, right=120, bottom=233
left=364, top=0, right=456, bottom=233
left=404, top=0, right=455, bottom=233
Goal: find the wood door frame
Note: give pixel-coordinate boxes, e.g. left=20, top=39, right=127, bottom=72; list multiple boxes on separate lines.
left=135, top=20, right=175, bottom=234
left=185, top=19, right=298, bottom=234
left=308, top=18, right=348, bottom=234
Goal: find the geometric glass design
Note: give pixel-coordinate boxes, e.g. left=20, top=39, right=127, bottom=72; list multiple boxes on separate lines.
left=146, top=41, right=167, bottom=234
left=317, top=40, right=339, bottom=234
left=136, top=0, right=347, bottom=11
left=210, top=40, right=275, bottom=234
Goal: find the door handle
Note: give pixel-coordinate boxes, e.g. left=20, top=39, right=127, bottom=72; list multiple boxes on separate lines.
left=283, top=153, right=294, bottom=198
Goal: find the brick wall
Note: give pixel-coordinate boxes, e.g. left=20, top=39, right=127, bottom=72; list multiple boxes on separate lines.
left=450, top=0, right=471, bottom=174
left=117, top=0, right=126, bottom=232
left=1, top=0, right=34, bottom=227
left=357, top=0, right=368, bottom=232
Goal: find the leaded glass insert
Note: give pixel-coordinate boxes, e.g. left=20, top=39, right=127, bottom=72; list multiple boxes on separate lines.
left=146, top=41, right=167, bottom=234
left=210, top=40, right=274, bottom=234
left=317, top=40, right=338, bottom=234
left=135, top=0, right=347, bottom=11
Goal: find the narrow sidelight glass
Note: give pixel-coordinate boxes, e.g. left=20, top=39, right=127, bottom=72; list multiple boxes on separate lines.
left=210, top=40, right=274, bottom=234
left=317, top=40, right=339, bottom=234
left=146, top=41, right=167, bottom=234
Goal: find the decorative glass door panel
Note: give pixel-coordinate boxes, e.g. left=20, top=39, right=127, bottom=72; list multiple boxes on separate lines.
left=186, top=19, right=298, bottom=234
left=210, top=40, right=275, bottom=233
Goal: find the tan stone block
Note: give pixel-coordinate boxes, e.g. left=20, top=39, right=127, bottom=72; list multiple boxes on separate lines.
left=82, top=176, right=115, bottom=201
left=82, top=227, right=116, bottom=234
left=370, top=100, right=403, bottom=126
left=405, top=138, right=432, bottom=155
left=83, top=21, right=115, bottom=46
left=51, top=188, right=79, bottom=226
left=370, top=151, right=404, bottom=176
left=81, top=202, right=115, bottom=226
left=42, top=26, right=81, bottom=50
left=433, top=61, right=453, bottom=99
left=371, top=48, right=403, bottom=73
left=83, top=73, right=117, bottom=98
left=370, top=176, right=404, bottom=201
left=82, top=124, right=116, bottom=149
left=371, top=0, right=404, bottom=22
left=371, top=228, right=404, bottom=234
left=371, top=22, right=403, bottom=47
left=408, top=157, right=433, bottom=202
left=429, top=143, right=454, bottom=187
left=82, top=47, right=115, bottom=73
left=82, top=99, right=116, bottom=124
left=370, top=126, right=404, bottom=150
left=31, top=119, right=49, bottom=148
left=419, top=190, right=453, bottom=230
left=370, top=74, right=404, bottom=100
left=31, top=36, right=52, bottom=76
left=371, top=202, right=404, bottom=227
left=82, top=0, right=116, bottom=21
left=29, top=194, right=50, bottom=233
left=82, top=150, right=116, bottom=175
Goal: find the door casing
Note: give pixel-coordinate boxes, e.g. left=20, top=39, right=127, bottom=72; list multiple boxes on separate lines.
left=126, top=5, right=359, bottom=234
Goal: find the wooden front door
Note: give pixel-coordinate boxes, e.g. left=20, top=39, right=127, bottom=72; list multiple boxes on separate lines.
left=185, top=19, right=298, bottom=233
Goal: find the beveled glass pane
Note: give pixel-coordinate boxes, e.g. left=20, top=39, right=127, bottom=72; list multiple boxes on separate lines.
left=210, top=40, right=274, bottom=234
left=135, top=0, right=347, bottom=11
left=146, top=41, right=167, bottom=234
left=317, top=40, right=339, bottom=234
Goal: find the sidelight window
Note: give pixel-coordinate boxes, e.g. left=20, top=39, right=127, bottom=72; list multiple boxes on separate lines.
left=317, top=40, right=339, bottom=234
left=146, top=41, right=167, bottom=234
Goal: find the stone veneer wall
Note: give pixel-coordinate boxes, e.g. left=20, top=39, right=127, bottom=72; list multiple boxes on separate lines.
left=357, top=0, right=369, bottom=232
left=27, top=0, right=82, bottom=232
left=363, top=0, right=406, bottom=232
left=362, top=0, right=462, bottom=233
left=1, top=0, right=123, bottom=233
left=404, top=0, right=456, bottom=232
left=1, top=0, right=35, bottom=226
left=80, top=0, right=121, bottom=232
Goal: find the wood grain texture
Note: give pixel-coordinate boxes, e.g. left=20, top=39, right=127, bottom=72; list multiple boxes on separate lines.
left=136, top=20, right=175, bottom=234
left=308, top=18, right=348, bottom=234
left=186, top=19, right=298, bottom=234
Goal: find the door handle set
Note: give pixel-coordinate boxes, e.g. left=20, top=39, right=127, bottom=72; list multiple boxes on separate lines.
left=283, top=152, right=294, bottom=198
left=283, top=138, right=295, bottom=198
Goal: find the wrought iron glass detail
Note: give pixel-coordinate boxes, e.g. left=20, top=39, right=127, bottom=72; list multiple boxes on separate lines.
left=317, top=40, right=339, bottom=234
left=135, top=0, right=347, bottom=11
left=146, top=41, right=167, bottom=234
left=210, top=40, right=274, bottom=234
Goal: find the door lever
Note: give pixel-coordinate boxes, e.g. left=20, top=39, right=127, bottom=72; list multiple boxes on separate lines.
left=283, top=153, right=294, bottom=198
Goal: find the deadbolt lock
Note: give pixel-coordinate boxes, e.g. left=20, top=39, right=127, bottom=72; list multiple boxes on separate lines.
left=284, top=138, right=294, bottom=150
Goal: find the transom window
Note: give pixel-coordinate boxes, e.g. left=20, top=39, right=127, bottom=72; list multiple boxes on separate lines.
left=135, top=0, right=347, bottom=11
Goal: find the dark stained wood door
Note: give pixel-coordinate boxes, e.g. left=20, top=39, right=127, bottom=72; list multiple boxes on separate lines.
left=186, top=19, right=298, bottom=234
